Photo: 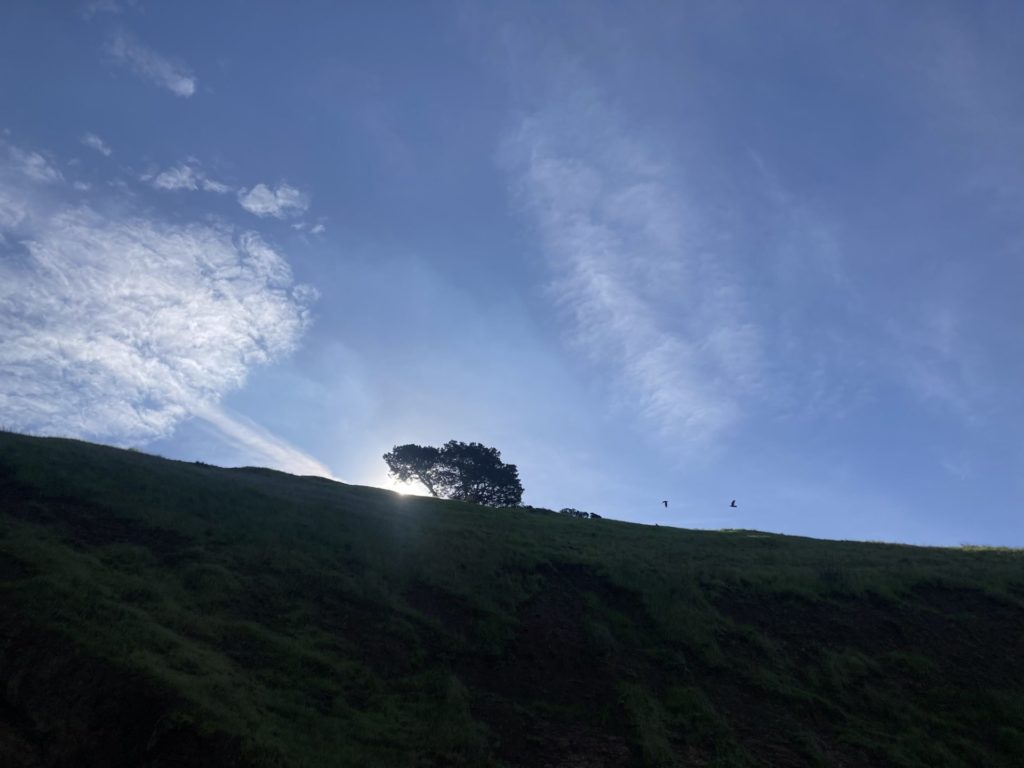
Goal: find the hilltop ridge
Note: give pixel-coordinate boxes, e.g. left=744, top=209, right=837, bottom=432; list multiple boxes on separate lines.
left=1, top=431, right=1023, bottom=767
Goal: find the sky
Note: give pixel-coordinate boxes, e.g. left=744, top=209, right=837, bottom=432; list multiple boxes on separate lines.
left=1, top=1, right=1022, bottom=546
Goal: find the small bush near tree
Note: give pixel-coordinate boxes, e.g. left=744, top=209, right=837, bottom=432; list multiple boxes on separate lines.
left=559, top=507, right=597, bottom=520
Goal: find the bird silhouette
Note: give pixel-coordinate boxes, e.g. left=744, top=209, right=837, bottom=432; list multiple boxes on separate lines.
left=662, top=500, right=668, bottom=508
left=730, top=499, right=737, bottom=508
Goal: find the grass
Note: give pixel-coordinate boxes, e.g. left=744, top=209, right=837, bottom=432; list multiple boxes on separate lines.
left=1, top=430, right=1023, bottom=766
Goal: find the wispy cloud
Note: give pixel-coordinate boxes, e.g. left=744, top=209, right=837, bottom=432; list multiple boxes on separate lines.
left=0, top=142, right=318, bottom=471
left=83, top=0, right=136, bottom=17
left=292, top=221, right=328, bottom=235
left=108, top=31, right=196, bottom=97
left=147, top=161, right=230, bottom=194
left=150, top=163, right=200, bottom=190
left=238, top=183, right=310, bottom=218
left=193, top=402, right=335, bottom=478
left=201, top=178, right=231, bottom=194
left=887, top=304, right=989, bottom=425
left=9, top=147, right=64, bottom=184
left=81, top=132, right=113, bottom=157
left=939, top=448, right=971, bottom=481
left=504, top=88, right=760, bottom=443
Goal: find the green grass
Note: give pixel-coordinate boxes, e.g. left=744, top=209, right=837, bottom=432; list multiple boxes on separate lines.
left=1, top=431, right=1023, bottom=766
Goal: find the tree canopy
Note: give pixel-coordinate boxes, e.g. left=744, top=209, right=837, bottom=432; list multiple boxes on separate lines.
left=383, top=440, right=523, bottom=507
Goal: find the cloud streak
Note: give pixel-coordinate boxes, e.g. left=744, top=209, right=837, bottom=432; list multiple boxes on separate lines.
left=9, top=147, right=64, bottom=184
left=0, top=143, right=322, bottom=474
left=193, top=403, right=335, bottom=478
left=505, top=89, right=760, bottom=442
left=108, top=31, right=196, bottom=97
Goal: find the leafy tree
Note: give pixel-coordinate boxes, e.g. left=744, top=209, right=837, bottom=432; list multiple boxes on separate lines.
left=381, top=443, right=445, bottom=496
left=383, top=440, right=524, bottom=507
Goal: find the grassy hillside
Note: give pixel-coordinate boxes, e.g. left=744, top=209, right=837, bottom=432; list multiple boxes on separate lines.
left=1, top=431, right=1022, bottom=767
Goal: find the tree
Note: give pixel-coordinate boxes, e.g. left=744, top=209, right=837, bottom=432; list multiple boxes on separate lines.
left=383, top=440, right=524, bottom=507
left=381, top=443, right=445, bottom=496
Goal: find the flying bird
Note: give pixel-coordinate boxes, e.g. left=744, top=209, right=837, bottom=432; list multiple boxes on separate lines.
left=730, top=499, right=737, bottom=508
left=662, top=500, right=668, bottom=508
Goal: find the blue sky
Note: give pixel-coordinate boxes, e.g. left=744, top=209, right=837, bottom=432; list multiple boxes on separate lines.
left=1, top=1, right=1022, bottom=545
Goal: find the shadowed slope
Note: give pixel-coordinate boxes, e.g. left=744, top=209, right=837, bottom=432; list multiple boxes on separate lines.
left=1, top=432, right=1022, bottom=767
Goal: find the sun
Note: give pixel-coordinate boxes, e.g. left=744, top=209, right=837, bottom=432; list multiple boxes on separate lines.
left=375, top=472, right=427, bottom=497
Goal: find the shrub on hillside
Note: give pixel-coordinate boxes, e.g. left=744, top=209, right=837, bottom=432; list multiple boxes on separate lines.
left=559, top=507, right=598, bottom=520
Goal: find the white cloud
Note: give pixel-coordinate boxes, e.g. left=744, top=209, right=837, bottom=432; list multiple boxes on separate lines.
left=81, top=132, right=112, bottom=157
left=505, top=90, right=760, bottom=443
left=238, top=183, right=310, bottom=218
left=201, top=178, right=231, bottom=194
left=310, top=223, right=326, bottom=235
left=148, top=162, right=230, bottom=194
left=0, top=187, right=29, bottom=233
left=108, top=31, right=196, bottom=98
left=9, top=147, right=64, bottom=184
left=151, top=163, right=199, bottom=190
left=0, top=144, right=320, bottom=473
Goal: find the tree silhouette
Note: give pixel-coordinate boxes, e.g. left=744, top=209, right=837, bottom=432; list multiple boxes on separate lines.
left=559, top=507, right=590, bottom=519
left=381, top=444, right=445, bottom=496
left=383, top=440, right=523, bottom=507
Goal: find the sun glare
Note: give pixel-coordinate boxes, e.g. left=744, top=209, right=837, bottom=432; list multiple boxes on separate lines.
left=376, top=473, right=426, bottom=497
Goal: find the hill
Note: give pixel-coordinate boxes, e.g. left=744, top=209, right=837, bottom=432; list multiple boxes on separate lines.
left=1, top=431, right=1022, bottom=767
